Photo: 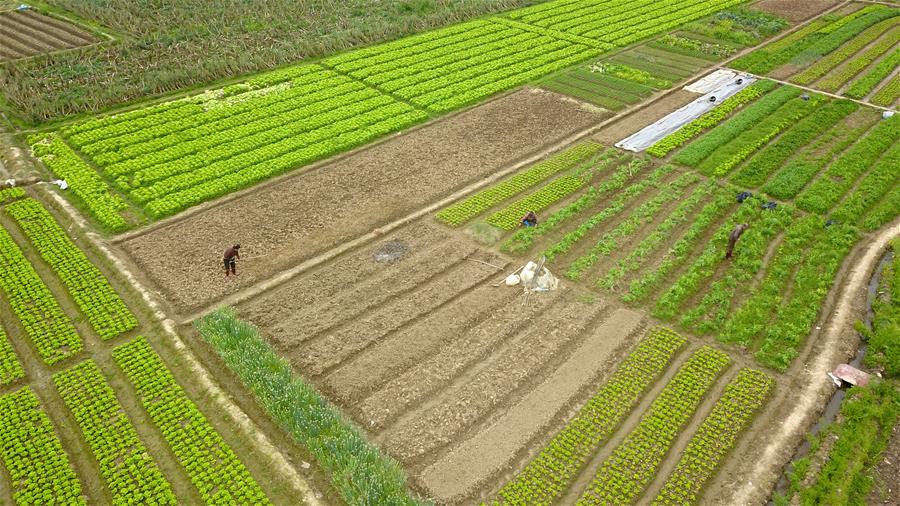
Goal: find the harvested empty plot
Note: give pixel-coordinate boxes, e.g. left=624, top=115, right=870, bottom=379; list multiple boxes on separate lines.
left=754, top=0, right=841, bottom=22
left=120, top=89, right=603, bottom=315
left=0, top=10, right=95, bottom=61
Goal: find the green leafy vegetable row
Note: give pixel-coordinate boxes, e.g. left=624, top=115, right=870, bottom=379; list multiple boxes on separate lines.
left=653, top=368, right=773, bottom=506
left=436, top=142, right=607, bottom=227
left=0, top=186, right=26, bottom=204
left=816, top=26, right=900, bottom=93
left=0, top=387, right=85, bottom=505
left=112, top=337, right=269, bottom=504
left=577, top=345, right=731, bottom=505
left=0, top=323, right=24, bottom=386
left=844, top=48, right=900, bottom=99
left=494, top=327, right=686, bottom=505
left=6, top=199, right=137, bottom=339
left=54, top=360, right=176, bottom=504
left=791, top=17, right=900, bottom=85
left=0, top=223, right=83, bottom=365
left=501, top=156, right=645, bottom=253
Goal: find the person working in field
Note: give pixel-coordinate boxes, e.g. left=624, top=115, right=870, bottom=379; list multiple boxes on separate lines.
left=224, top=244, right=241, bottom=277
left=521, top=211, right=538, bottom=228
left=725, top=224, right=749, bottom=259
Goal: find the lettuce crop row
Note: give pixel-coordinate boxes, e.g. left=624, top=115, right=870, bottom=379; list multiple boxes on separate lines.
left=541, top=164, right=673, bottom=261
left=486, top=176, right=586, bottom=231
left=113, top=337, right=269, bottom=504
left=731, top=100, right=857, bottom=188
left=870, top=73, right=900, bottom=106
left=815, top=26, right=900, bottom=93
left=196, top=308, right=420, bottom=505
left=648, top=80, right=775, bottom=158
left=674, top=85, right=800, bottom=168
left=436, top=142, right=608, bottom=227
left=653, top=368, right=773, bottom=506
left=0, top=186, right=26, bottom=204
left=29, top=134, right=129, bottom=232
left=495, top=327, right=686, bottom=506
left=699, top=94, right=824, bottom=177
left=845, top=48, right=900, bottom=99
left=566, top=172, right=700, bottom=280
left=762, top=111, right=878, bottom=200
left=628, top=194, right=761, bottom=305
left=127, top=92, right=398, bottom=202
left=677, top=206, right=794, bottom=334
left=63, top=100, right=202, bottom=144
left=92, top=73, right=357, bottom=170
left=6, top=199, right=137, bottom=339
left=598, top=181, right=718, bottom=291
left=53, top=360, right=176, bottom=504
left=831, top=141, right=900, bottom=225
left=0, top=387, right=85, bottom=505
left=756, top=224, right=857, bottom=371
left=144, top=107, right=427, bottom=218
left=0, top=224, right=83, bottom=365
left=490, top=17, right=609, bottom=49
left=577, top=345, right=730, bottom=505
left=731, top=6, right=897, bottom=75
left=596, top=0, right=747, bottom=47
left=501, top=155, right=645, bottom=253
left=719, top=215, right=820, bottom=348
left=862, top=185, right=900, bottom=232
left=0, top=323, right=24, bottom=386
left=791, top=18, right=900, bottom=86
left=65, top=66, right=328, bottom=151
left=796, top=114, right=899, bottom=214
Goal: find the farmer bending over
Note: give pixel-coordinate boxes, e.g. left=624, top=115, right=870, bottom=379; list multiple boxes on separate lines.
left=521, top=211, right=538, bottom=228
left=725, top=224, right=749, bottom=259
left=224, top=244, right=241, bottom=277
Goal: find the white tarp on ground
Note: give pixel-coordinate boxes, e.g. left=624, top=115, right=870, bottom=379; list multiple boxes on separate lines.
left=616, top=72, right=755, bottom=153
left=685, top=69, right=739, bottom=94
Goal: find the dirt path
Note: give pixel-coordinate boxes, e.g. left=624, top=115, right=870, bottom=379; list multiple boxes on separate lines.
left=727, top=219, right=900, bottom=505
left=117, top=89, right=603, bottom=315
left=419, top=308, right=645, bottom=502
left=594, top=89, right=701, bottom=146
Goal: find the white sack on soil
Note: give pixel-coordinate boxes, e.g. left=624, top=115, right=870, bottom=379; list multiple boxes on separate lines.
left=616, top=73, right=755, bottom=152
left=519, top=261, right=559, bottom=291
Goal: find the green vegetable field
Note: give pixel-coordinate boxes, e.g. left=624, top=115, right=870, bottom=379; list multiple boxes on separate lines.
left=0, top=0, right=897, bottom=504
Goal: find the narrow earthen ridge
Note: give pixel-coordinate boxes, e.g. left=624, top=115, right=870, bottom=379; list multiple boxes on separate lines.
left=729, top=219, right=900, bottom=505
left=40, top=186, right=324, bottom=506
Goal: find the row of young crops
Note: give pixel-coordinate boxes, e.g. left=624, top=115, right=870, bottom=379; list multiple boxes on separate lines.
left=733, top=4, right=900, bottom=106
left=435, top=79, right=894, bottom=372
left=492, top=327, right=773, bottom=504
left=28, top=0, right=751, bottom=231
left=0, top=192, right=271, bottom=504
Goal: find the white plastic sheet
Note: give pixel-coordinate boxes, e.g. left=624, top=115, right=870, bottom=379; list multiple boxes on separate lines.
left=616, top=73, right=755, bottom=152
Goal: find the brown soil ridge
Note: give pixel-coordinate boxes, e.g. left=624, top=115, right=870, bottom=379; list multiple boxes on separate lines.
left=420, top=307, right=645, bottom=502
left=266, top=238, right=475, bottom=347
left=379, top=298, right=611, bottom=462
left=727, top=219, right=900, bottom=505
left=323, top=283, right=520, bottom=404
left=357, top=287, right=563, bottom=430
left=286, top=253, right=507, bottom=377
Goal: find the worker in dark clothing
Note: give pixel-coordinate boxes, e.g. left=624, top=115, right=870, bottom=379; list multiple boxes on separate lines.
left=521, top=211, right=538, bottom=228
left=725, top=224, right=749, bottom=259
left=224, top=244, right=241, bottom=277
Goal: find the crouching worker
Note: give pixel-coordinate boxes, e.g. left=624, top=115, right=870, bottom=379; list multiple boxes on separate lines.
left=224, top=244, right=241, bottom=277
left=521, top=211, right=538, bottom=228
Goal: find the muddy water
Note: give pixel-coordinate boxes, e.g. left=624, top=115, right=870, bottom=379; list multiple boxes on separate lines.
left=767, top=250, right=893, bottom=502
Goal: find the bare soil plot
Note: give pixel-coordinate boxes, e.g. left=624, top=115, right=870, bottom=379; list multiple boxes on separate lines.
left=0, top=10, right=95, bottom=61
left=119, top=89, right=604, bottom=316
left=237, top=219, right=647, bottom=503
left=753, top=0, right=842, bottom=22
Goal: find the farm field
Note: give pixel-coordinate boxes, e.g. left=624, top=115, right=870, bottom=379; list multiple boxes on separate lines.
left=0, top=0, right=898, bottom=505
left=0, top=9, right=97, bottom=62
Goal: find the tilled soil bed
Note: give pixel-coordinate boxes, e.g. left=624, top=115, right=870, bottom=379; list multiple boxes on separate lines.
left=120, top=89, right=603, bottom=315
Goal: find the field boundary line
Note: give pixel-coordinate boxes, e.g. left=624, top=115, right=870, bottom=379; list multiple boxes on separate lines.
left=728, top=217, right=900, bottom=505
left=731, top=69, right=897, bottom=111
left=37, top=185, right=325, bottom=506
